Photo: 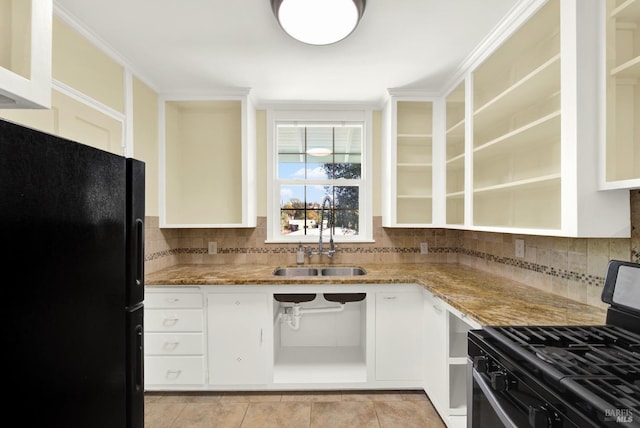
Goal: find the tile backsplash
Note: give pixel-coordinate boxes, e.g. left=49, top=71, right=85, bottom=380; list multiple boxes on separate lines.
left=145, top=191, right=640, bottom=309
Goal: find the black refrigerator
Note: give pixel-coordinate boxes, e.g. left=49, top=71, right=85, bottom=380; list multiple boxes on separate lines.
left=0, top=118, right=145, bottom=427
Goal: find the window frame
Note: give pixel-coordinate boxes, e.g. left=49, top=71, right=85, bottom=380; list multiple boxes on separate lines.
left=266, top=107, right=373, bottom=243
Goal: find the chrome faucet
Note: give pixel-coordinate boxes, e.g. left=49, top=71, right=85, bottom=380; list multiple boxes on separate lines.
left=306, top=195, right=336, bottom=258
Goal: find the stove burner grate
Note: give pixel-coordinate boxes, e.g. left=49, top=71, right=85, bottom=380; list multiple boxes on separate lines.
left=485, top=324, right=640, bottom=419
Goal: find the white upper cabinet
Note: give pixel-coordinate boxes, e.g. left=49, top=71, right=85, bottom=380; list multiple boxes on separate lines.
left=0, top=0, right=51, bottom=109
left=445, top=0, right=629, bottom=237
left=382, top=95, right=435, bottom=227
left=604, top=0, right=640, bottom=188
left=159, top=93, right=257, bottom=228
left=471, top=0, right=563, bottom=232
left=444, top=82, right=466, bottom=227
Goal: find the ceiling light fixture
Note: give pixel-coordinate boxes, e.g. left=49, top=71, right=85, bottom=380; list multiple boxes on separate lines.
left=306, top=147, right=333, bottom=156
left=271, top=0, right=366, bottom=46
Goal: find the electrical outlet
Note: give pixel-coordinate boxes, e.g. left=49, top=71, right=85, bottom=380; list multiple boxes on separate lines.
left=208, top=241, right=218, bottom=254
left=515, top=239, right=525, bottom=258
left=420, top=242, right=429, bottom=254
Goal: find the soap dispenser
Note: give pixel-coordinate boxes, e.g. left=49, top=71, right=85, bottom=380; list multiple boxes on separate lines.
left=296, top=242, right=305, bottom=265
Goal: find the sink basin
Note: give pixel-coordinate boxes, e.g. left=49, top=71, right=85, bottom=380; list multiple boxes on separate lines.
left=272, top=267, right=319, bottom=276
left=274, top=293, right=317, bottom=303
left=272, top=266, right=366, bottom=277
left=320, top=267, right=367, bottom=276
left=323, top=293, right=366, bottom=303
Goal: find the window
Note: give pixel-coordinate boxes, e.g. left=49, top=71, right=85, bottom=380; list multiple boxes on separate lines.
left=267, top=109, right=372, bottom=242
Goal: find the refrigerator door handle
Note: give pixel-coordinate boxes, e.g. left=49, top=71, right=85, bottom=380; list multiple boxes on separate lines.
left=135, top=218, right=144, bottom=286
left=135, top=324, right=143, bottom=389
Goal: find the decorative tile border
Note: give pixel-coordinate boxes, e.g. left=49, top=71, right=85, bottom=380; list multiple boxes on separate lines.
left=458, top=249, right=605, bottom=286
left=145, top=245, right=606, bottom=286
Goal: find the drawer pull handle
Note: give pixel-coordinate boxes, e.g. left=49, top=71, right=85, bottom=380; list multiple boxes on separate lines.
left=163, top=341, right=180, bottom=350
left=166, top=298, right=180, bottom=303
left=166, top=370, right=182, bottom=380
left=162, top=317, right=179, bottom=326
left=384, top=296, right=397, bottom=300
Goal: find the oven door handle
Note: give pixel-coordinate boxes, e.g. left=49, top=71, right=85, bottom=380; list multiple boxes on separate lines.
left=473, top=368, right=521, bottom=428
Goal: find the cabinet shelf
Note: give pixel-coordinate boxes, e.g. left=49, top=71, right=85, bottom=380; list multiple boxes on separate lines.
left=446, top=119, right=464, bottom=136
left=446, top=191, right=464, bottom=198
left=397, top=194, right=432, bottom=199
left=612, top=0, right=640, bottom=20
left=474, top=173, right=560, bottom=194
left=611, top=55, right=640, bottom=78
left=474, top=54, right=560, bottom=128
left=446, top=153, right=464, bottom=168
left=474, top=111, right=560, bottom=160
left=398, top=163, right=432, bottom=168
left=398, top=133, right=432, bottom=139
left=273, top=346, right=366, bottom=384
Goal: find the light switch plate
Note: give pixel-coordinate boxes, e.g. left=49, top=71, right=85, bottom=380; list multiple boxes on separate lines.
left=515, top=239, right=525, bottom=258
left=208, top=241, right=218, bottom=254
left=420, top=242, right=429, bottom=254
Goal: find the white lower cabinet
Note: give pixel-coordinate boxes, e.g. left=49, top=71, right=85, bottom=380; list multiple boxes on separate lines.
left=423, top=289, right=481, bottom=428
left=375, top=289, right=424, bottom=383
left=143, top=282, right=482, bottom=423
left=423, top=290, right=447, bottom=408
left=144, top=287, right=206, bottom=388
left=207, top=292, right=270, bottom=385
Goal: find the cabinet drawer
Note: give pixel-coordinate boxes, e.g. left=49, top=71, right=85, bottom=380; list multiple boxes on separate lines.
left=145, top=356, right=205, bottom=385
left=145, top=309, right=203, bottom=332
left=145, top=292, right=203, bottom=309
left=145, top=333, right=204, bottom=355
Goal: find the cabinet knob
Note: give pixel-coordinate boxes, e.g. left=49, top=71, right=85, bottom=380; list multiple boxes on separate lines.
left=236, top=357, right=242, bottom=362
left=235, top=301, right=241, bottom=305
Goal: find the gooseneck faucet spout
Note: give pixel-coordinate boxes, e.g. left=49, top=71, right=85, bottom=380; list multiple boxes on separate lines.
left=306, top=195, right=336, bottom=259
left=319, top=195, right=335, bottom=258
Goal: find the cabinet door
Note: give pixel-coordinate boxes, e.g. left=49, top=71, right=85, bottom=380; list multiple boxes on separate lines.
left=375, top=290, right=424, bottom=381
left=0, top=0, right=51, bottom=108
left=207, top=293, right=269, bottom=385
left=423, top=291, right=447, bottom=410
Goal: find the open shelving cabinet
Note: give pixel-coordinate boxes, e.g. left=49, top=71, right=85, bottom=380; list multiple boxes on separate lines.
left=462, top=0, right=629, bottom=237
left=445, top=82, right=466, bottom=226
left=382, top=96, right=434, bottom=227
left=605, top=0, right=640, bottom=188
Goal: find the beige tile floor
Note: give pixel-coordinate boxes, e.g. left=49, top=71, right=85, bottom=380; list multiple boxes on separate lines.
left=145, top=390, right=447, bottom=428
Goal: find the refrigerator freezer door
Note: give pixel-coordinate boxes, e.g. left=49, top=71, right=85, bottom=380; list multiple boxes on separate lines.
left=126, top=158, right=145, bottom=308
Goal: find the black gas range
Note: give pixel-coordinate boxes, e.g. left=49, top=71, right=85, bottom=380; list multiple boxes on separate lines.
left=468, top=260, right=640, bottom=428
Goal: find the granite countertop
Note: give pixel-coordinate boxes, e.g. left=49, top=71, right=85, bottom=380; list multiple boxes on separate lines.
left=145, top=263, right=608, bottom=327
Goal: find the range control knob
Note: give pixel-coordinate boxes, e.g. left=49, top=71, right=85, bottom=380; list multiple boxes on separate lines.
left=490, top=371, right=508, bottom=392
left=528, top=405, right=552, bottom=428
left=473, top=356, right=488, bottom=373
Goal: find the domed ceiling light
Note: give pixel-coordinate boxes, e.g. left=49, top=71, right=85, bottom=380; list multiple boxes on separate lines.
left=271, top=0, right=366, bottom=46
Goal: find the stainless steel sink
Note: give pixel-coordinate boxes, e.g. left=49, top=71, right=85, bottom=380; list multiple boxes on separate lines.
left=272, top=267, right=319, bottom=276
left=272, top=266, right=366, bottom=277
left=320, top=267, right=366, bottom=276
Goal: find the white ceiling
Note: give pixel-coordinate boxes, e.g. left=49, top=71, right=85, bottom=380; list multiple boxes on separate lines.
left=53, top=0, right=521, bottom=106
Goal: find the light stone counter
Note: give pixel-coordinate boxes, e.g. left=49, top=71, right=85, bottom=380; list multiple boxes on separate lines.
left=145, top=263, right=607, bottom=327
